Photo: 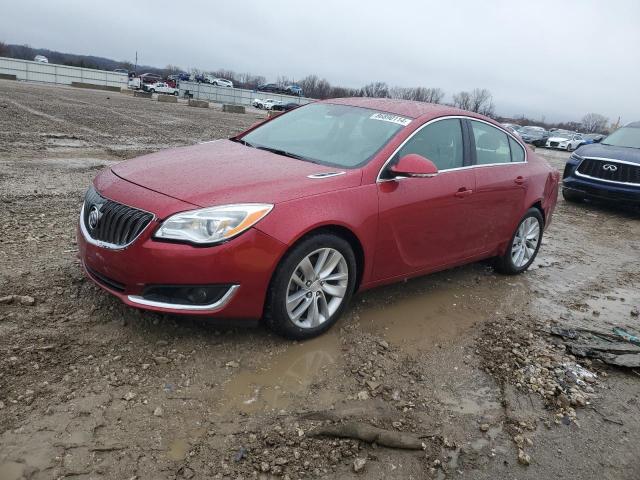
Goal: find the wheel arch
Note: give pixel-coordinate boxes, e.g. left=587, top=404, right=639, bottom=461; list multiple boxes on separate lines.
left=283, top=224, right=366, bottom=292
left=528, top=199, right=545, bottom=226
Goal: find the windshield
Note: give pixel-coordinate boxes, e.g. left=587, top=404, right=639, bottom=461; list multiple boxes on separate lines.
left=601, top=127, right=640, bottom=149
left=240, top=103, right=410, bottom=167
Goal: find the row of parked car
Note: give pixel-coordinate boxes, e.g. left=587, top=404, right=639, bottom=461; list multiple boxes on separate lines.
left=252, top=98, right=300, bottom=111
left=502, top=123, right=605, bottom=151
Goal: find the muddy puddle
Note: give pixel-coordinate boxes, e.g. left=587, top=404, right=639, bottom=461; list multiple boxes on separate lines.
left=219, top=330, right=341, bottom=413
left=219, top=267, right=535, bottom=415
left=436, top=386, right=501, bottom=415
left=356, top=267, right=532, bottom=353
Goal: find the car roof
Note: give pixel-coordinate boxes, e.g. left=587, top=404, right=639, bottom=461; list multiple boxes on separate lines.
left=320, top=97, right=478, bottom=121
left=626, top=121, right=640, bottom=128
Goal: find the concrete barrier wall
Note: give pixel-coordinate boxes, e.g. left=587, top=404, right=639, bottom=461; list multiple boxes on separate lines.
left=179, top=81, right=314, bottom=108
left=0, top=56, right=128, bottom=88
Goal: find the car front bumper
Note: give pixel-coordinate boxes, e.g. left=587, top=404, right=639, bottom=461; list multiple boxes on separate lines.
left=78, top=218, right=287, bottom=319
left=546, top=141, right=569, bottom=150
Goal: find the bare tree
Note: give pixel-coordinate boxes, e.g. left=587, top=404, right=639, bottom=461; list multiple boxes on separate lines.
left=453, top=88, right=494, bottom=116
left=0, top=41, right=8, bottom=57
left=298, top=75, right=334, bottom=99
left=470, top=88, right=494, bottom=117
left=423, top=87, right=445, bottom=104
left=298, top=75, right=321, bottom=98
left=581, top=113, right=608, bottom=133
left=360, top=82, right=389, bottom=98
left=452, top=91, right=472, bottom=111
left=276, top=75, right=292, bottom=86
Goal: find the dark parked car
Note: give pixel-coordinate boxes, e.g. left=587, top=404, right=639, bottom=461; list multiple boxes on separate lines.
left=257, top=83, right=285, bottom=94
left=562, top=122, right=640, bottom=204
left=139, top=73, right=162, bottom=85
left=271, top=102, right=300, bottom=112
left=519, top=126, right=549, bottom=147
left=284, top=84, right=303, bottom=96
left=582, top=133, right=605, bottom=144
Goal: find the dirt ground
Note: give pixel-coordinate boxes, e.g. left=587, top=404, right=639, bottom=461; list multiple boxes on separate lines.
left=1, top=80, right=639, bottom=480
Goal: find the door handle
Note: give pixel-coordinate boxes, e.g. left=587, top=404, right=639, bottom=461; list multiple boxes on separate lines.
left=514, top=176, right=526, bottom=185
left=454, top=187, right=473, bottom=198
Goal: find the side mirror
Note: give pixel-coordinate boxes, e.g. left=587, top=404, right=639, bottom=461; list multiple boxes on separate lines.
left=390, top=154, right=439, bottom=178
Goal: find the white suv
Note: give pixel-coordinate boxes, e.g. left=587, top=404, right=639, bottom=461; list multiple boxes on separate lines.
left=144, top=82, right=178, bottom=95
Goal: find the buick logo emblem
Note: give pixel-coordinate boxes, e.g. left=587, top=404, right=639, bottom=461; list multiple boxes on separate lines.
left=602, top=164, right=618, bottom=172
left=88, top=205, right=102, bottom=230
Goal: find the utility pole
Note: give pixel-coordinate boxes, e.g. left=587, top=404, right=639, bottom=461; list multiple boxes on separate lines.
left=134, top=51, right=138, bottom=75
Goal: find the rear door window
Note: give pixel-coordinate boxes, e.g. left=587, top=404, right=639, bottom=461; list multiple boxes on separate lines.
left=471, top=121, right=511, bottom=165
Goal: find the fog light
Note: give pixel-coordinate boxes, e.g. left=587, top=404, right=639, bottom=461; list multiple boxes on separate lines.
left=141, top=284, right=233, bottom=306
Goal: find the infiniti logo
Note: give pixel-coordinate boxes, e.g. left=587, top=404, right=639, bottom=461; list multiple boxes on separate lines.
left=88, top=205, right=102, bottom=230
left=602, top=164, right=618, bottom=172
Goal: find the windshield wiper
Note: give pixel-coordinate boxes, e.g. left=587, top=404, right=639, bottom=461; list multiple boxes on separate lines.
left=232, top=138, right=318, bottom=162
left=254, top=146, right=317, bottom=163
left=231, top=137, right=255, bottom=148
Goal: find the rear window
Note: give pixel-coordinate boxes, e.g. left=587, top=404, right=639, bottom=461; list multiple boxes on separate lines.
left=509, top=137, right=525, bottom=163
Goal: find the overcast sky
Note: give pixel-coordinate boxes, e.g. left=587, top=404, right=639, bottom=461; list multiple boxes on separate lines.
left=3, top=0, right=639, bottom=123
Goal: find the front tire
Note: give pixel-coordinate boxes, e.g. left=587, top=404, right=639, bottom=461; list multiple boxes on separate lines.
left=265, top=234, right=357, bottom=340
left=495, top=208, right=543, bottom=275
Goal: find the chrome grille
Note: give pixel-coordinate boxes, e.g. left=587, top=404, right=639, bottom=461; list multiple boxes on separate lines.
left=82, top=186, right=153, bottom=247
left=577, top=158, right=640, bottom=185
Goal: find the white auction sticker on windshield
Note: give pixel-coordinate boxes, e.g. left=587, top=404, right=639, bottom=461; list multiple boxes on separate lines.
left=369, top=112, right=412, bottom=126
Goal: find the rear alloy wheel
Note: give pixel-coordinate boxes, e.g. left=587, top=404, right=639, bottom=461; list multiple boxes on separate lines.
left=265, top=234, right=356, bottom=339
left=495, top=208, right=543, bottom=274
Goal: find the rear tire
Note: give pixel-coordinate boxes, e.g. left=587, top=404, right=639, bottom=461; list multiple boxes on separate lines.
left=264, top=234, right=357, bottom=340
left=562, top=188, right=584, bottom=203
left=495, top=208, right=544, bottom=275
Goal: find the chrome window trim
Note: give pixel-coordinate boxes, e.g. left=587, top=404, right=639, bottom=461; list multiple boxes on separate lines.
left=575, top=157, right=640, bottom=186
left=127, top=285, right=240, bottom=311
left=79, top=201, right=155, bottom=251
left=307, top=171, right=346, bottom=179
left=376, top=115, right=527, bottom=182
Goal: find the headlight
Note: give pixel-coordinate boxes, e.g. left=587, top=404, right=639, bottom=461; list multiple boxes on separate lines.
left=569, top=152, right=583, bottom=162
left=154, top=204, right=273, bottom=245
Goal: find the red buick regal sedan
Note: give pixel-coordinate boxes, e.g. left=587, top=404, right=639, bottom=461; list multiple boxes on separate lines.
left=78, top=98, right=559, bottom=339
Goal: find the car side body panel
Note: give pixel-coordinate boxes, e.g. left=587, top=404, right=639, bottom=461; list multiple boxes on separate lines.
left=254, top=184, right=379, bottom=289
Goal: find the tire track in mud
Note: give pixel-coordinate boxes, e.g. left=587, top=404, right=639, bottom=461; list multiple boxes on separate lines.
left=5, top=99, right=108, bottom=139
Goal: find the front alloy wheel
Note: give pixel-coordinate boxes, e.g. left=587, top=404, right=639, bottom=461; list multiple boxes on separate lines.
left=286, top=248, right=348, bottom=329
left=265, top=234, right=356, bottom=339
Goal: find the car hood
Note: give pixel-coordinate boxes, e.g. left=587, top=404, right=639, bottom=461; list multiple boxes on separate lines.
left=111, top=140, right=362, bottom=208
left=548, top=136, right=570, bottom=142
left=574, top=142, right=640, bottom=164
